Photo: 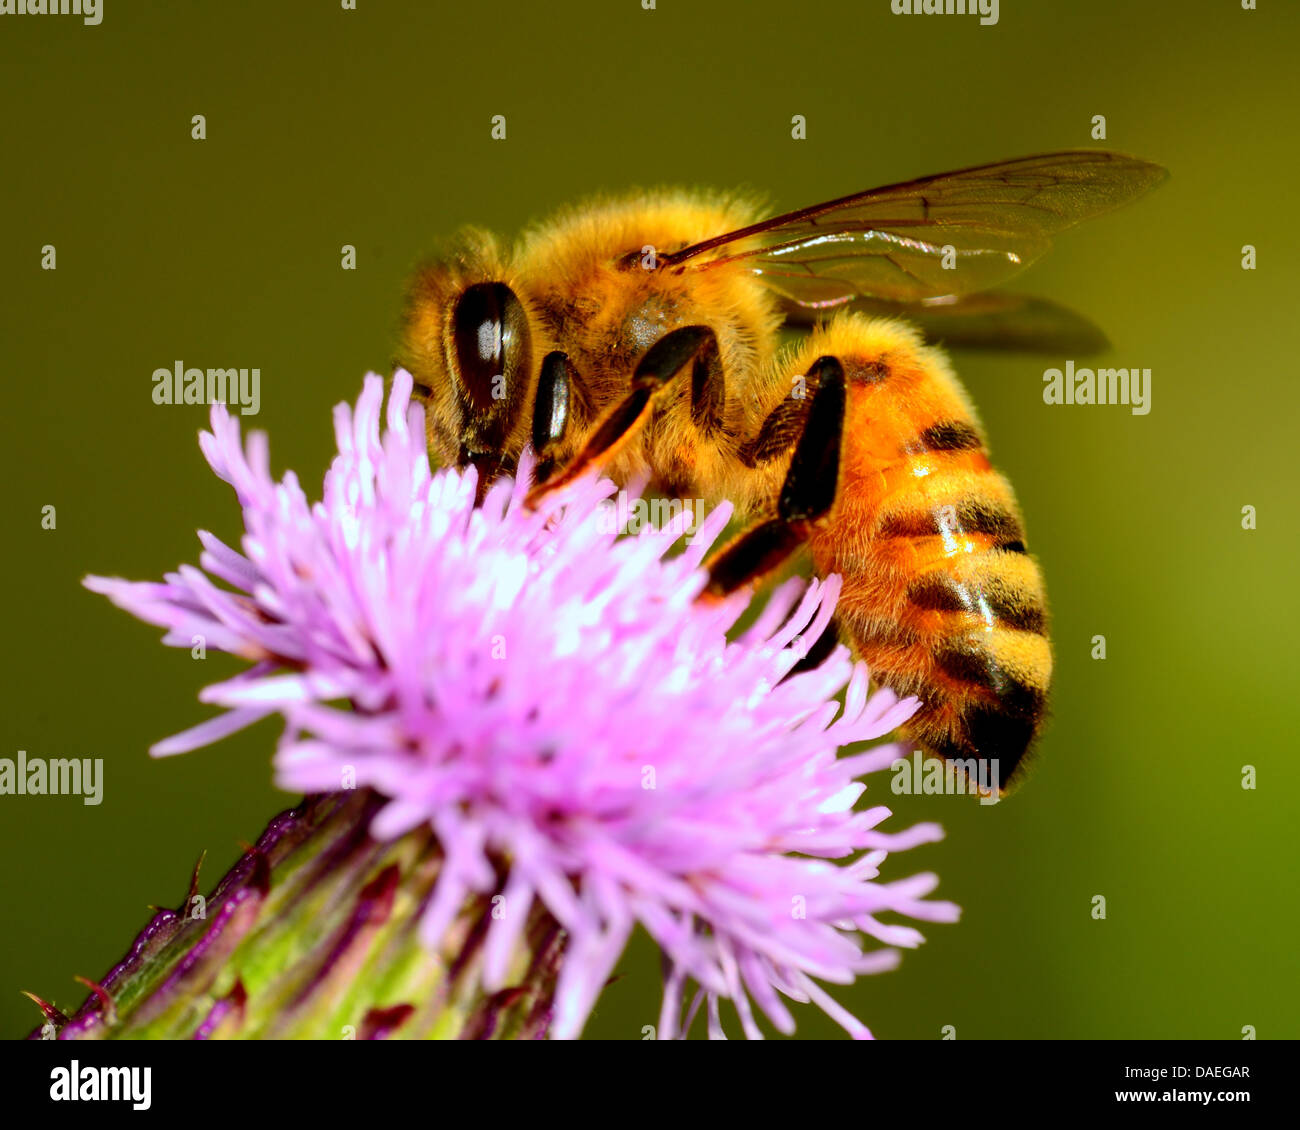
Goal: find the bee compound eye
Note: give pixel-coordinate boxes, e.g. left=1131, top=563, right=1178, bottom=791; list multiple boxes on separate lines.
left=451, top=283, right=532, bottom=424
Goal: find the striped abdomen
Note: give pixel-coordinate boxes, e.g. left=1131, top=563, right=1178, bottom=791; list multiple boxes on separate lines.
left=800, top=318, right=1052, bottom=792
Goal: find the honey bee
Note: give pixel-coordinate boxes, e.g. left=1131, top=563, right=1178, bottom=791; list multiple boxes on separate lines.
left=400, top=150, right=1166, bottom=795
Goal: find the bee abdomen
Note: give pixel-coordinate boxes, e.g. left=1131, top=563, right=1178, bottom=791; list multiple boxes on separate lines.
left=916, top=420, right=983, bottom=452
left=791, top=319, right=1054, bottom=790
left=927, top=623, right=1052, bottom=768
left=906, top=566, right=1046, bottom=635
left=839, top=558, right=1052, bottom=789
left=827, top=464, right=1053, bottom=789
left=874, top=480, right=1027, bottom=552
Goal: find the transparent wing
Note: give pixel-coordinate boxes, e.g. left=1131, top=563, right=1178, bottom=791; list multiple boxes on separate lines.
left=781, top=291, right=1112, bottom=354
left=660, top=151, right=1168, bottom=306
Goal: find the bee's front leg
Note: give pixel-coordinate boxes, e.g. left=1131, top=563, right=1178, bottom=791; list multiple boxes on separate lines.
left=530, top=350, right=586, bottom=488
left=523, top=325, right=722, bottom=509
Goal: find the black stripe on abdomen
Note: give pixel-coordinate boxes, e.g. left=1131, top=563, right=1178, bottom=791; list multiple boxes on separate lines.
left=906, top=571, right=1046, bottom=634
left=916, top=420, right=983, bottom=452
left=877, top=496, right=1025, bottom=544
left=934, top=634, right=1046, bottom=720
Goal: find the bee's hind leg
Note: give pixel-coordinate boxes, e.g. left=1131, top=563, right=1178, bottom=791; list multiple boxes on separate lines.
left=523, top=325, right=721, bottom=508
left=700, top=356, right=846, bottom=600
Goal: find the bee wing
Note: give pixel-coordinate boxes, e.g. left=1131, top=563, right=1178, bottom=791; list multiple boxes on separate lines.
left=661, top=151, right=1167, bottom=306
left=781, top=291, right=1112, bottom=355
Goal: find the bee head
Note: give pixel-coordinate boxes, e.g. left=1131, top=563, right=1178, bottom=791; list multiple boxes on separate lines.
left=400, top=232, right=535, bottom=492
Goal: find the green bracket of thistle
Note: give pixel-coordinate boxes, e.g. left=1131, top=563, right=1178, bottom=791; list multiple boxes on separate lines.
left=25, top=790, right=562, bottom=1040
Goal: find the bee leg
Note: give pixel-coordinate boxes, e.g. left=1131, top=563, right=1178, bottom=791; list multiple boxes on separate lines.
left=701, top=356, right=846, bottom=599
left=524, top=325, right=720, bottom=508
left=530, top=350, right=584, bottom=487
left=778, top=613, right=843, bottom=683
left=686, top=328, right=725, bottom=438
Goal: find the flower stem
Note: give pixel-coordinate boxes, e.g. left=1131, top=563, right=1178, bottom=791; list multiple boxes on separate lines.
left=27, top=791, right=561, bottom=1040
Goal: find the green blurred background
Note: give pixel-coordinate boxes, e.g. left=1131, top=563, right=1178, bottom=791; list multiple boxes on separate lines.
left=2, top=0, right=1296, bottom=1040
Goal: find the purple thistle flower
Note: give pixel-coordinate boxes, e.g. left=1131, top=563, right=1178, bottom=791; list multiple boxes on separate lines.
left=86, top=371, right=958, bottom=1040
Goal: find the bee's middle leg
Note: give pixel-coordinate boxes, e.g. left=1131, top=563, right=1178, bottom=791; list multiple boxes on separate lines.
left=701, top=355, right=846, bottom=598
left=523, top=324, right=722, bottom=508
